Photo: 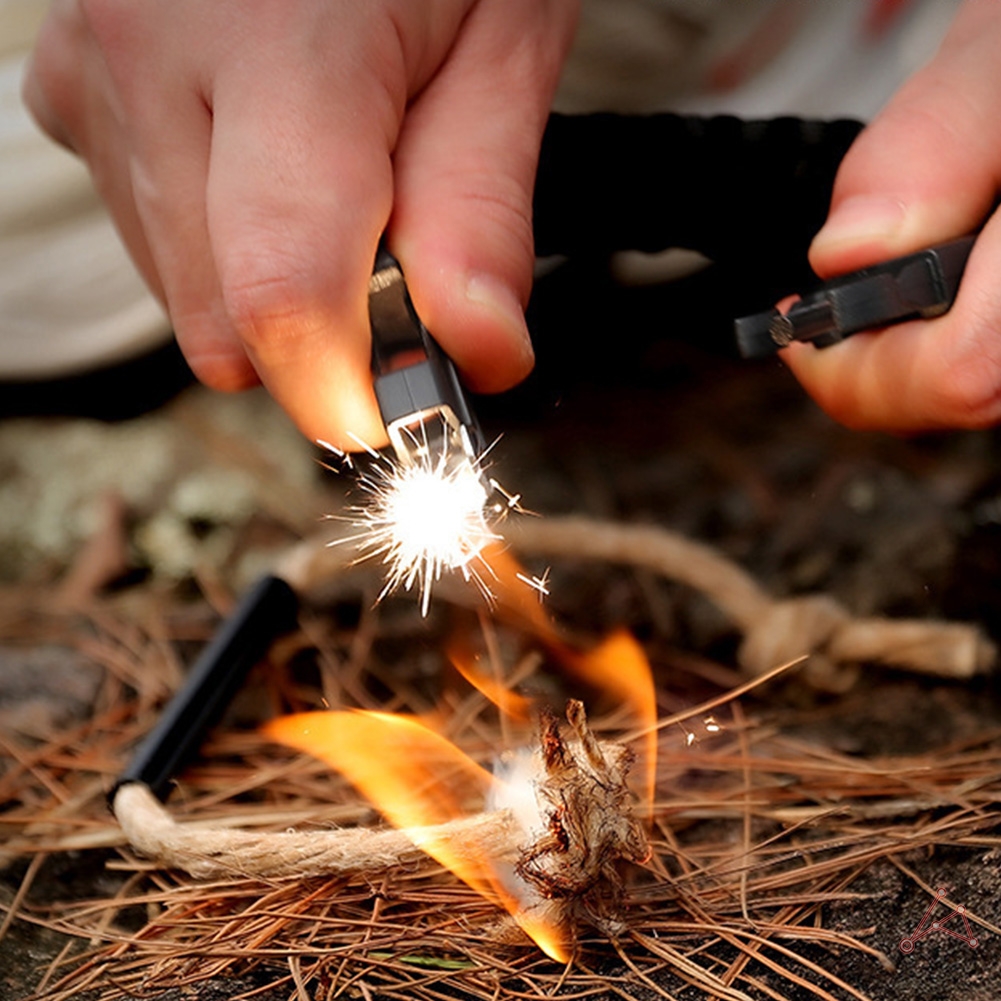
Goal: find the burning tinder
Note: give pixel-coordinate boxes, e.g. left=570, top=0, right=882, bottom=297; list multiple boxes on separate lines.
left=264, top=699, right=648, bottom=960
left=115, top=701, right=649, bottom=963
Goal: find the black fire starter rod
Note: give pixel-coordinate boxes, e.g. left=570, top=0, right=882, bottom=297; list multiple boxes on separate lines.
left=111, top=574, right=299, bottom=804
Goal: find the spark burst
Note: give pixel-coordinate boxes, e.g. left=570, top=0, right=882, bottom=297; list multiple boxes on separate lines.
left=321, top=418, right=519, bottom=616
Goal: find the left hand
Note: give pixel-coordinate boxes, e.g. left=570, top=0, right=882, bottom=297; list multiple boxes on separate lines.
left=783, top=0, right=1001, bottom=432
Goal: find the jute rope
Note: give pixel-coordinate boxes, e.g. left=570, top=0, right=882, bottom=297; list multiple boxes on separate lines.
left=112, top=701, right=643, bottom=914
left=505, top=517, right=995, bottom=691
left=278, top=514, right=995, bottom=693
left=113, top=782, right=520, bottom=881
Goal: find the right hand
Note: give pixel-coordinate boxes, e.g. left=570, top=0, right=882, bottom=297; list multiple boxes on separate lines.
left=24, top=0, right=579, bottom=447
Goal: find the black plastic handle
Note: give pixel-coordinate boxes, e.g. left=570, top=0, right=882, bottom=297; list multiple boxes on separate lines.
left=112, top=574, right=299, bottom=803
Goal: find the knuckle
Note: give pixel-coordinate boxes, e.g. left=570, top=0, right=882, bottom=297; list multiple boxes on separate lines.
left=78, top=0, right=133, bottom=42
left=191, top=356, right=259, bottom=393
left=21, top=61, right=61, bottom=137
left=23, top=8, right=87, bottom=137
left=934, top=353, right=1001, bottom=429
left=452, top=181, right=535, bottom=268
left=218, top=255, right=319, bottom=357
left=171, top=306, right=259, bottom=392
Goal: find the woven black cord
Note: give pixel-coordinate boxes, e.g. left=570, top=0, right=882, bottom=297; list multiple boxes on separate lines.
left=534, top=113, right=863, bottom=265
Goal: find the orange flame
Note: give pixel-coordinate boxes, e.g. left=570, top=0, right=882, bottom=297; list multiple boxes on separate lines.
left=263, top=545, right=657, bottom=961
left=565, top=629, right=657, bottom=810
left=484, top=544, right=658, bottom=809
left=263, top=710, right=570, bottom=961
left=483, top=544, right=558, bottom=642
left=446, top=642, right=532, bottom=723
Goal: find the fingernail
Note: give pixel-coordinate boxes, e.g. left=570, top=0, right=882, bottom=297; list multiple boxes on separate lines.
left=465, top=273, right=534, bottom=364
left=813, top=195, right=908, bottom=249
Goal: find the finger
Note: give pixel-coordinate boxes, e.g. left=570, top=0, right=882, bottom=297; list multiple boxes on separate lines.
left=785, top=208, right=1001, bottom=431
left=21, top=2, right=82, bottom=153
left=125, top=96, right=257, bottom=391
left=26, top=0, right=244, bottom=387
left=205, top=46, right=400, bottom=449
left=23, top=3, right=164, bottom=303
left=809, top=0, right=1001, bottom=276
left=388, top=0, right=578, bottom=393
left=69, top=0, right=258, bottom=391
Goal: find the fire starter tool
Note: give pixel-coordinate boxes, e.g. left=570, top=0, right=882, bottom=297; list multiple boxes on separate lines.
left=735, top=235, right=976, bottom=360
left=368, top=247, right=486, bottom=468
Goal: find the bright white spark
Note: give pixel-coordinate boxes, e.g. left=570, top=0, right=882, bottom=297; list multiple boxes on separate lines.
left=516, top=566, right=551, bottom=599
left=315, top=439, right=353, bottom=470
left=330, top=423, right=509, bottom=616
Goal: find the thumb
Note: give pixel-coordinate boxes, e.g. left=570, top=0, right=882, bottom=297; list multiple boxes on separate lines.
left=809, top=0, right=1001, bottom=278
left=388, top=0, right=576, bottom=394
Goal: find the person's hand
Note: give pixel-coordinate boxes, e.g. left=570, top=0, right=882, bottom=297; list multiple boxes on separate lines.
left=24, top=0, right=577, bottom=448
left=782, top=0, right=1001, bottom=433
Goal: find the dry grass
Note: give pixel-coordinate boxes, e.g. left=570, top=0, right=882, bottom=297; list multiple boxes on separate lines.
left=2, top=580, right=1000, bottom=1001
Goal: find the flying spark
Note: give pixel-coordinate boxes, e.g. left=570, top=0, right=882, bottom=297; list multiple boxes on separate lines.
left=516, top=567, right=551, bottom=600
left=325, top=418, right=521, bottom=616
